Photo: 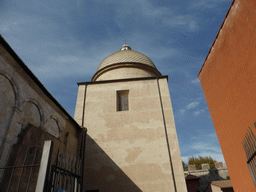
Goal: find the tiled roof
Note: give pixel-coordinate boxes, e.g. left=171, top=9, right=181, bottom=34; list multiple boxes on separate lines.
left=185, top=174, right=200, bottom=180
left=97, top=48, right=156, bottom=71
left=211, top=180, right=233, bottom=188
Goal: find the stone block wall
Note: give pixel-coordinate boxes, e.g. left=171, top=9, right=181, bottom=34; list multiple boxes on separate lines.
left=0, top=36, right=84, bottom=182
left=185, top=162, right=230, bottom=192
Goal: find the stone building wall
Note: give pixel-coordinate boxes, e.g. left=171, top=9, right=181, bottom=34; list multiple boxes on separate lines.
left=184, top=163, right=230, bottom=191
left=0, top=36, right=84, bottom=182
left=75, top=77, right=187, bottom=192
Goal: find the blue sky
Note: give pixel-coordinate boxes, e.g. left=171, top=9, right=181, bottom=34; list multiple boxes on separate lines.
left=0, top=0, right=232, bottom=164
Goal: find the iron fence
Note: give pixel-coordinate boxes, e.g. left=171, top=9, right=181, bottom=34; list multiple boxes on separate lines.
left=242, top=126, right=256, bottom=186
left=0, top=144, right=42, bottom=192
left=48, top=150, right=82, bottom=192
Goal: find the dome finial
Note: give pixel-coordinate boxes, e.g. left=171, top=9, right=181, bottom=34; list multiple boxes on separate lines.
left=120, top=44, right=131, bottom=51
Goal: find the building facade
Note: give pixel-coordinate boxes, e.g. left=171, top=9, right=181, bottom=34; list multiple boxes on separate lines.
left=0, top=35, right=86, bottom=191
left=185, top=162, right=230, bottom=192
left=74, top=44, right=186, bottom=191
left=205, top=180, right=233, bottom=192
left=199, top=0, right=256, bottom=191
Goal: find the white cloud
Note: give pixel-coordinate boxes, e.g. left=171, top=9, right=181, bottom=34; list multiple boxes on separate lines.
left=181, top=131, right=225, bottom=165
left=194, top=109, right=205, bottom=116
left=191, top=142, right=220, bottom=153
left=190, top=0, right=230, bottom=9
left=177, top=100, right=202, bottom=116
left=191, top=78, right=200, bottom=85
left=182, top=142, right=225, bottom=165
left=193, top=111, right=200, bottom=116
left=0, top=0, right=199, bottom=86
left=163, top=15, right=199, bottom=31
left=49, top=56, right=80, bottom=63
left=179, top=109, right=186, bottom=115
left=115, top=0, right=199, bottom=32
left=186, top=101, right=199, bottom=109
left=0, top=1, right=231, bottom=173
left=207, top=133, right=217, bottom=138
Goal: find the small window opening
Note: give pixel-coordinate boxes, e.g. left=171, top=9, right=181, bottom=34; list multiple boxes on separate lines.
left=117, top=90, right=129, bottom=111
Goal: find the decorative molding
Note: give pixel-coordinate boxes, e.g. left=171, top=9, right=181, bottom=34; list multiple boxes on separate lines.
left=92, top=62, right=162, bottom=81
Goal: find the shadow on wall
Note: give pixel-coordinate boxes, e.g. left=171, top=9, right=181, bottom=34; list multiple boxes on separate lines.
left=0, top=124, right=67, bottom=192
left=196, top=170, right=227, bottom=192
left=84, top=135, right=142, bottom=192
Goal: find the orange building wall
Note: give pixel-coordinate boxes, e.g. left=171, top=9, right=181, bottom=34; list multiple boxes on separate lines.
left=199, top=0, right=256, bottom=191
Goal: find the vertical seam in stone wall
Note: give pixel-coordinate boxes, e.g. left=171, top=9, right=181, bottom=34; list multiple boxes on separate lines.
left=82, top=85, right=87, bottom=127
left=156, top=78, right=177, bottom=192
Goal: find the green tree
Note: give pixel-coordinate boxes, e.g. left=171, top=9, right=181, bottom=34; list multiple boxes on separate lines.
left=188, top=156, right=216, bottom=170
left=182, top=161, right=188, bottom=171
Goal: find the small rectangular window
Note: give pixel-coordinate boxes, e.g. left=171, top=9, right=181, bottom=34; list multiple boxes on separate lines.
left=117, top=90, right=129, bottom=111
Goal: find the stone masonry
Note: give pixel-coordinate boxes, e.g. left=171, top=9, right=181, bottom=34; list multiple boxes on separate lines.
left=185, top=162, right=230, bottom=192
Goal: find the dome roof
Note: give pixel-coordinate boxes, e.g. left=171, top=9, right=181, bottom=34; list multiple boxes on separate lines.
left=97, top=44, right=156, bottom=71
left=92, top=44, right=161, bottom=81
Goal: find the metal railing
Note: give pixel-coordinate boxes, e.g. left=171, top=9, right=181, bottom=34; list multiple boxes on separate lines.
left=48, top=150, right=82, bottom=192
left=0, top=144, right=42, bottom=192
left=242, top=126, right=256, bottom=186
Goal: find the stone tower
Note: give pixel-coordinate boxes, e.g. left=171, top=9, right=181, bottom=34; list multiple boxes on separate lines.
left=74, top=44, right=186, bottom=191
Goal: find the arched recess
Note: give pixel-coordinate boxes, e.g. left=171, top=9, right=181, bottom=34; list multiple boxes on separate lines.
left=0, top=70, right=19, bottom=107
left=43, top=115, right=62, bottom=138
left=20, top=99, right=44, bottom=129
left=0, top=71, right=19, bottom=143
left=0, top=71, right=20, bottom=176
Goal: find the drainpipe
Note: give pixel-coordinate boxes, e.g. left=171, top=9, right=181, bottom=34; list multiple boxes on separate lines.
left=81, top=84, right=87, bottom=191
left=156, top=77, right=177, bottom=192
left=82, top=84, right=87, bottom=127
